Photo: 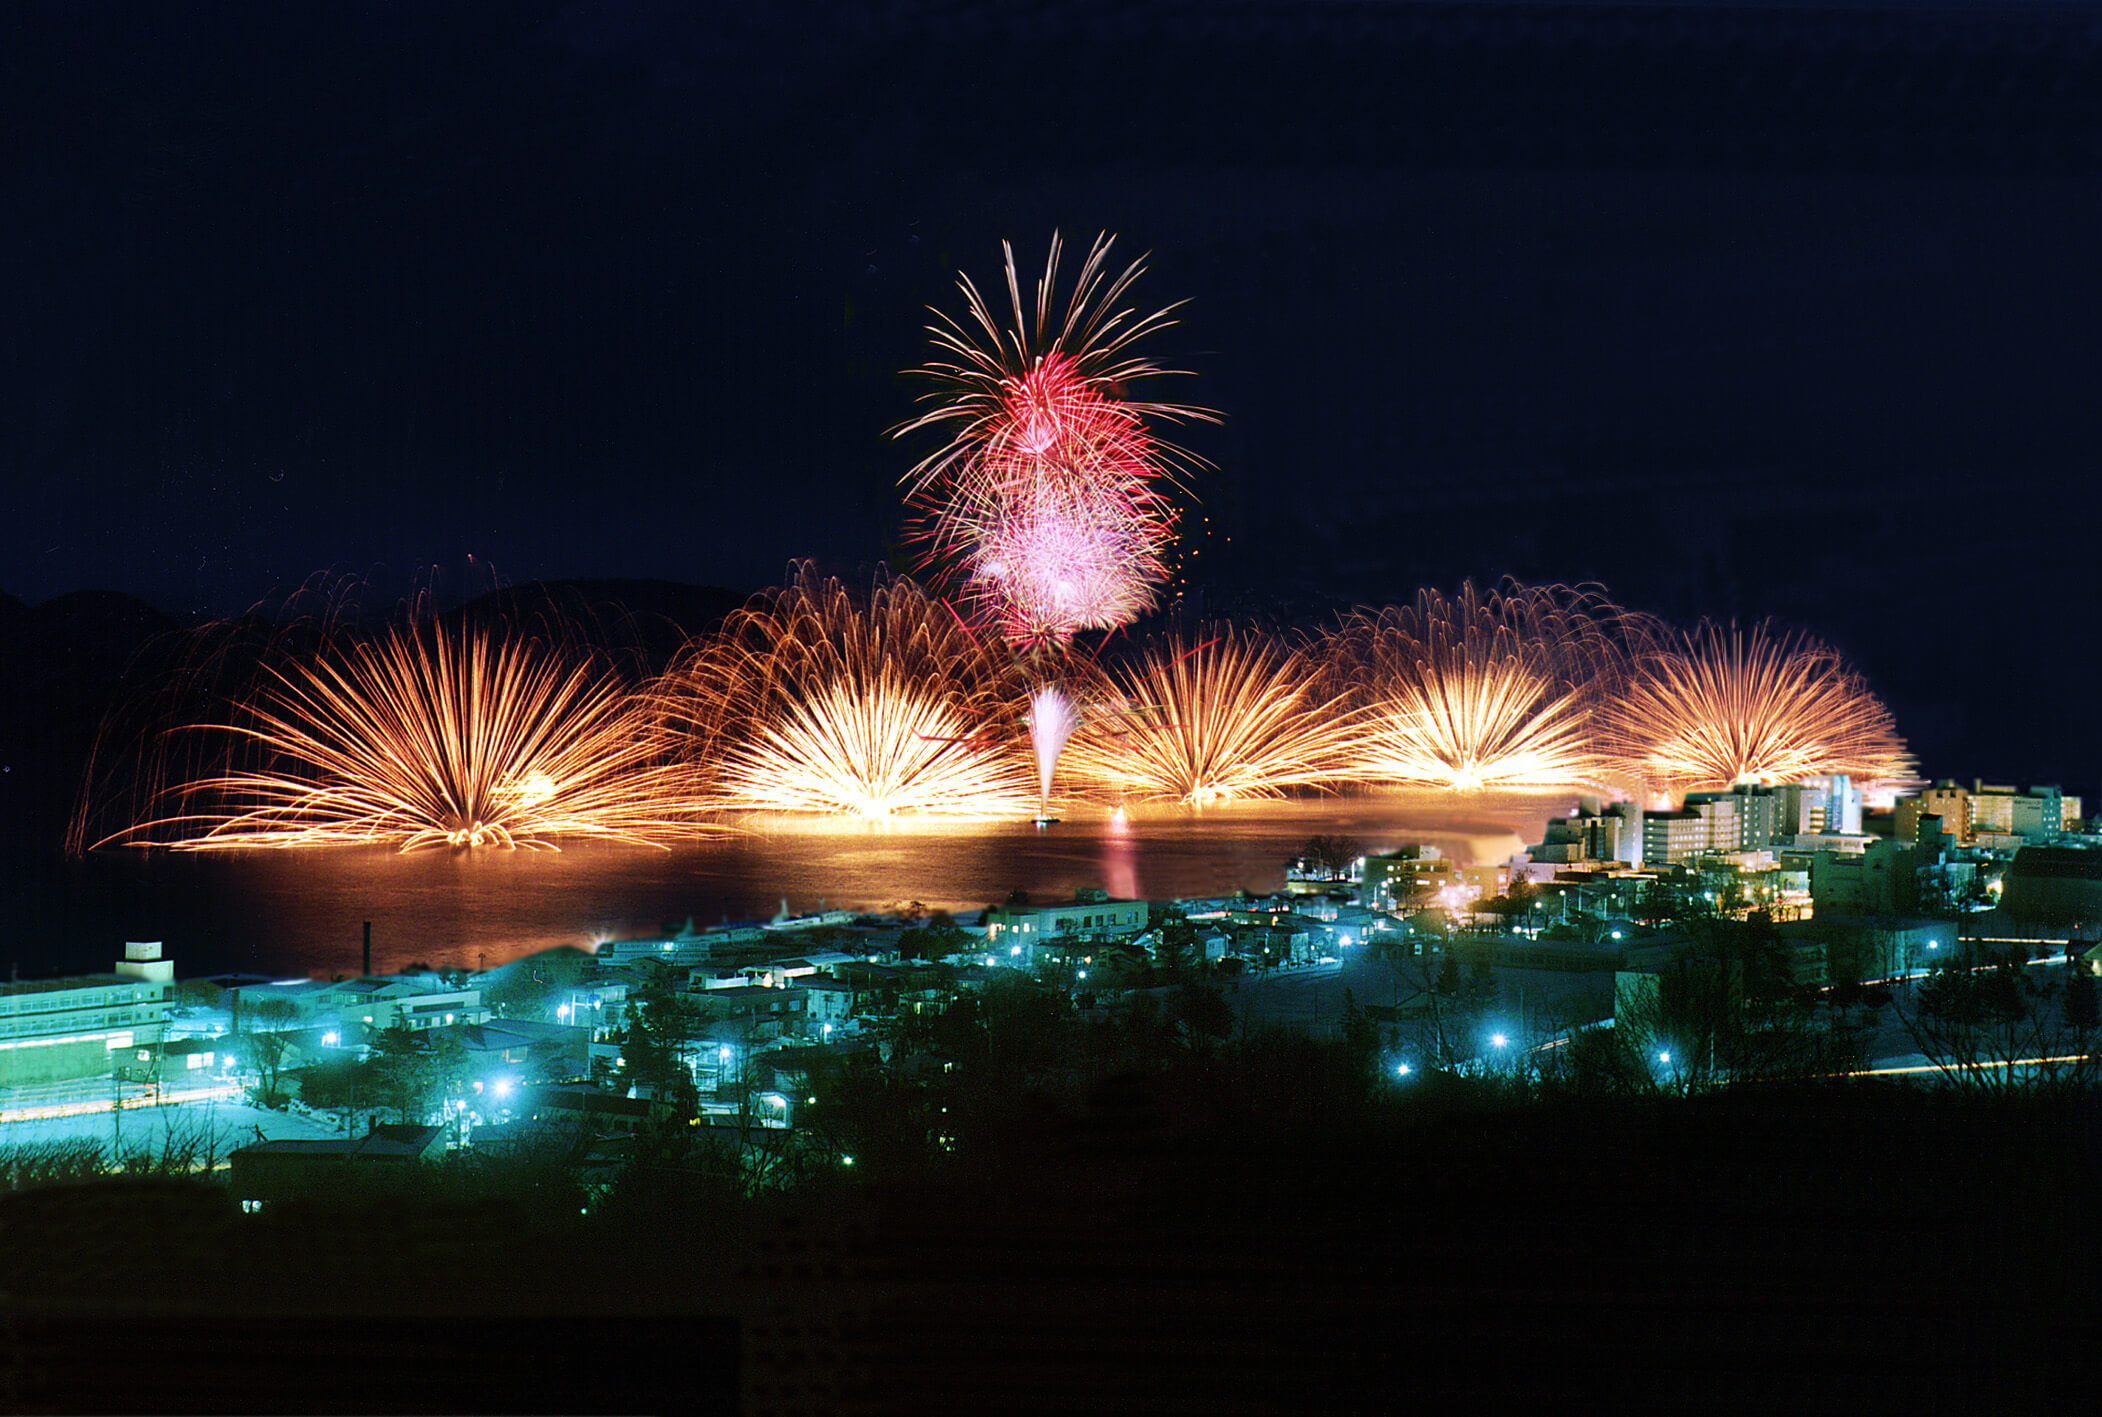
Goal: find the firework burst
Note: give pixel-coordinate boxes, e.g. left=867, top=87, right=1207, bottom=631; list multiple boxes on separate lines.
left=1604, top=621, right=1913, bottom=796
left=661, top=567, right=1037, bottom=817
left=1063, top=627, right=1359, bottom=804
left=895, top=231, right=1216, bottom=647
left=89, top=615, right=707, bottom=852
left=1323, top=584, right=1627, bottom=793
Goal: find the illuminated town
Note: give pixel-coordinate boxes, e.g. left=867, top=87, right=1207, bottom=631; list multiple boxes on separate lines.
left=6, top=2, right=2096, bottom=1410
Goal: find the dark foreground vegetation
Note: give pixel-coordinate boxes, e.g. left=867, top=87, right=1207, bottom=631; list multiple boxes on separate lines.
left=3, top=1018, right=2097, bottom=1415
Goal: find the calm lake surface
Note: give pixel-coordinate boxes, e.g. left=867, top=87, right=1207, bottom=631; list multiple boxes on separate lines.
left=15, top=793, right=1576, bottom=980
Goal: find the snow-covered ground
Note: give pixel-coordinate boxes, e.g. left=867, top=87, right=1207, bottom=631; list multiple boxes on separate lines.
left=0, top=1094, right=349, bottom=1159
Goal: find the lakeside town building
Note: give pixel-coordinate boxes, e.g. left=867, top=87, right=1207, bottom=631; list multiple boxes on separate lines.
left=982, top=889, right=1146, bottom=963
left=0, top=941, right=173, bottom=1088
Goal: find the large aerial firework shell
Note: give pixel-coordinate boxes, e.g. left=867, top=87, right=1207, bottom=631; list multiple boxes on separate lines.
left=1324, top=583, right=1624, bottom=792
left=1604, top=621, right=1914, bottom=795
left=895, top=232, right=1217, bottom=645
left=118, top=619, right=705, bottom=851
left=966, top=476, right=1172, bottom=648
left=1064, top=627, right=1361, bottom=804
left=663, top=567, right=1035, bottom=817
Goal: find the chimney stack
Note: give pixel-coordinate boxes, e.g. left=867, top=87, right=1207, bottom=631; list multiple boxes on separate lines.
left=363, top=921, right=372, bottom=978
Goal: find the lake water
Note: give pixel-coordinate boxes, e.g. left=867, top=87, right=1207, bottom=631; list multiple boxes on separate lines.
left=12, top=792, right=1575, bottom=980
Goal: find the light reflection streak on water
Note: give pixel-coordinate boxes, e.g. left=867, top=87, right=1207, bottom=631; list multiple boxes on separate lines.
left=44, top=792, right=1574, bottom=978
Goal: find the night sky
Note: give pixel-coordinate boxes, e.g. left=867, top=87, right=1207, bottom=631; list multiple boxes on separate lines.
left=6, top=1, right=2099, bottom=790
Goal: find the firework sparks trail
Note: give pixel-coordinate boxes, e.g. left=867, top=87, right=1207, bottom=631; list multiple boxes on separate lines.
left=895, top=232, right=1217, bottom=647
left=660, top=567, right=1038, bottom=817
left=1323, top=583, right=1629, bottom=793
left=99, top=618, right=708, bottom=852
left=971, top=477, right=1172, bottom=648
left=1027, top=686, right=1079, bottom=817
left=719, top=671, right=1035, bottom=818
left=1604, top=621, right=1914, bottom=797
left=1061, top=627, right=1360, bottom=804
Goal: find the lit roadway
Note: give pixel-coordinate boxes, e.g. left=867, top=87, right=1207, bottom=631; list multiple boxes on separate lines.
left=0, top=1075, right=241, bottom=1125
left=1220, top=942, right=2097, bottom=1086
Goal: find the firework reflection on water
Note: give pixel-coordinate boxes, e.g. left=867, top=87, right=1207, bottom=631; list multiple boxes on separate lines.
left=29, top=794, right=1563, bottom=979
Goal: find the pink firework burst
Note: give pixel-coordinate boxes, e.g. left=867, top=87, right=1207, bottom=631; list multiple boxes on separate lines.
left=968, top=467, right=1172, bottom=649
left=895, top=232, right=1216, bottom=646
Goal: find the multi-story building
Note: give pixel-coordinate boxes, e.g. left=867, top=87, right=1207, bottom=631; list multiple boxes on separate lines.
left=325, top=977, right=488, bottom=1034
left=1771, top=775, right=1863, bottom=838
left=1532, top=801, right=1642, bottom=866
left=0, top=942, right=174, bottom=1088
left=1897, top=781, right=1973, bottom=845
left=983, top=889, right=1145, bottom=961
left=1961, top=781, right=2078, bottom=845
left=2012, top=787, right=2066, bottom=843
left=1806, top=839, right=1919, bottom=916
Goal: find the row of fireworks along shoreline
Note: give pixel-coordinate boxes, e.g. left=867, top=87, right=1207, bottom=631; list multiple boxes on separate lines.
left=67, top=233, right=1914, bottom=857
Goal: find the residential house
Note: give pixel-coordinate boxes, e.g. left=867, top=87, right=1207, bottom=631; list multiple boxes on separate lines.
left=228, top=1123, right=446, bottom=1210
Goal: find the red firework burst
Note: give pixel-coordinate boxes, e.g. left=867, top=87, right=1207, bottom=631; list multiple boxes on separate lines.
left=895, top=232, right=1216, bottom=646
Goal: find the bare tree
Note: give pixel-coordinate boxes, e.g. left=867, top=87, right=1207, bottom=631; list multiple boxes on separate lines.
left=236, top=997, right=303, bottom=1107
left=1889, top=944, right=2102, bottom=1095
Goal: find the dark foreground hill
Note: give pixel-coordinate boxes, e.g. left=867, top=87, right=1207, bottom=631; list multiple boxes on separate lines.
left=2, top=1082, right=2094, bottom=1414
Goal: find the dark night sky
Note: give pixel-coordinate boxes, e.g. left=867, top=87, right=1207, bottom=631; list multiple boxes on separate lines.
left=5, top=0, right=2099, bottom=789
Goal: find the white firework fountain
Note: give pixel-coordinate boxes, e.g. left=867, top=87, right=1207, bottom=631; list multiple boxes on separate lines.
left=1027, top=686, right=1077, bottom=826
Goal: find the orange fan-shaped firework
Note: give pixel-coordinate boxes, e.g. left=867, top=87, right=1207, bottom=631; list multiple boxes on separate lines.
left=1064, top=626, right=1359, bottom=804
left=82, top=609, right=709, bottom=852
left=1603, top=620, right=1914, bottom=798
left=1322, top=583, right=1631, bottom=793
left=658, top=567, right=1039, bottom=817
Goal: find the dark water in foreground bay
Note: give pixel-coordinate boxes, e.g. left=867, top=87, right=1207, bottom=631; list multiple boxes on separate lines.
left=9, top=793, right=1574, bottom=981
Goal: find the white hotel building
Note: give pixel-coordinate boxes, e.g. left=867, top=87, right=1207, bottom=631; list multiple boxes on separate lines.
left=0, top=941, right=173, bottom=1088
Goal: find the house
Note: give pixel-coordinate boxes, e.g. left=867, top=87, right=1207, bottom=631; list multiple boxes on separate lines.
left=798, top=974, right=855, bottom=1033
left=426, top=1019, right=592, bottom=1083
left=325, top=976, right=489, bottom=1033
left=690, top=985, right=809, bottom=1040
left=983, top=889, right=1146, bottom=962
left=115, top=1035, right=228, bottom=1087
left=228, top=1123, right=446, bottom=1210
left=520, top=1082, right=668, bottom=1138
